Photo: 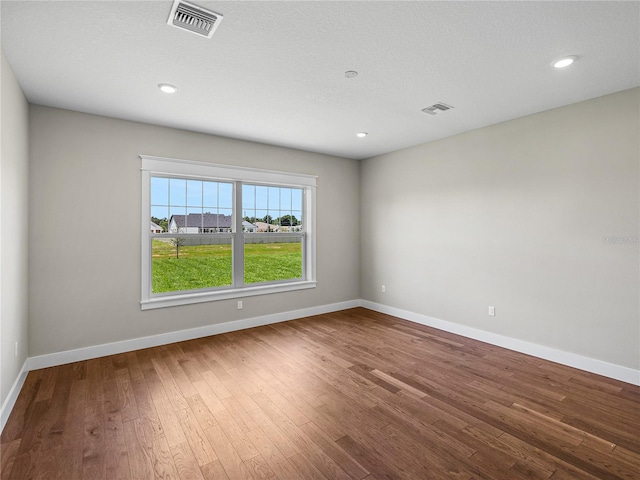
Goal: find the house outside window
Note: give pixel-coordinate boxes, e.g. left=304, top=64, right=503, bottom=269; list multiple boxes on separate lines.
left=168, top=213, right=233, bottom=234
left=150, top=221, right=164, bottom=234
left=140, top=155, right=317, bottom=310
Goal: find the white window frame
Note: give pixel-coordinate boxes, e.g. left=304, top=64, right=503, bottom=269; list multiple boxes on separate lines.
left=140, top=155, right=317, bottom=310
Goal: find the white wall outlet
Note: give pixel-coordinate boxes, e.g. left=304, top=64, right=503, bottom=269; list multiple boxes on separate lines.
left=381, top=285, right=386, bottom=293
left=488, top=306, right=495, bottom=316
left=237, top=300, right=243, bottom=310
left=14, top=341, right=19, bottom=357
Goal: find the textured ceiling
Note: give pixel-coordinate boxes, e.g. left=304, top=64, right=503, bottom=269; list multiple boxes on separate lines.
left=1, top=1, right=639, bottom=160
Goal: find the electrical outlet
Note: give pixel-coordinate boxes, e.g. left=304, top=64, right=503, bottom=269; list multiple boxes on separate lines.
left=488, top=306, right=495, bottom=316
left=381, top=285, right=386, bottom=293
left=14, top=342, right=18, bottom=357
left=237, top=300, right=243, bottom=310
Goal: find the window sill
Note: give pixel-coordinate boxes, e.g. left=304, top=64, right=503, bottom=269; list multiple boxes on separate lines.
left=140, top=280, right=317, bottom=310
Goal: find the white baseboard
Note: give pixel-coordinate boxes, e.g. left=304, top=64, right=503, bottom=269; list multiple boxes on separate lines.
left=4, top=297, right=638, bottom=435
left=361, top=300, right=640, bottom=387
left=0, top=359, right=29, bottom=433
left=1, top=299, right=357, bottom=434
left=27, top=299, right=360, bottom=371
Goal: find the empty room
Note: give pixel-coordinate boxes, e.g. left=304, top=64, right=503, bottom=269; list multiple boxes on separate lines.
left=1, top=1, right=639, bottom=479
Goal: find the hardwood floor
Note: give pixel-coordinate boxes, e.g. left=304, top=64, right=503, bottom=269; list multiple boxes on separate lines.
left=2, top=307, right=639, bottom=479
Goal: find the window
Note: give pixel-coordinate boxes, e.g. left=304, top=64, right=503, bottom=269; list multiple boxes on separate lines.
left=141, top=156, right=316, bottom=310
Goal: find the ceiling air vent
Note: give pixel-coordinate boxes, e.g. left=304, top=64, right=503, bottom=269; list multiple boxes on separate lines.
left=167, top=0, right=223, bottom=39
left=421, top=102, right=454, bottom=116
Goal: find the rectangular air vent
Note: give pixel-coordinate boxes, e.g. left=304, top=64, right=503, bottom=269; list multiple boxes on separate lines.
left=421, top=102, right=454, bottom=115
left=167, top=0, right=223, bottom=39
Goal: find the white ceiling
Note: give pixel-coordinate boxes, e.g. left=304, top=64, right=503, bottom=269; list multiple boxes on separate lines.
left=2, top=1, right=639, bottom=160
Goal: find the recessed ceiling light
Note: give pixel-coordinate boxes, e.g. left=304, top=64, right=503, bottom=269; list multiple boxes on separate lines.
left=158, top=83, right=178, bottom=93
left=345, top=70, right=358, bottom=78
left=356, top=132, right=368, bottom=138
left=552, top=56, right=577, bottom=68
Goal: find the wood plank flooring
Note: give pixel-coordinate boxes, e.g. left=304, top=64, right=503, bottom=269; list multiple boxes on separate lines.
left=2, top=307, right=639, bottom=479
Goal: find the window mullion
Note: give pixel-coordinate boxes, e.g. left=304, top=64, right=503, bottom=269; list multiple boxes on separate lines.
left=233, top=181, right=244, bottom=288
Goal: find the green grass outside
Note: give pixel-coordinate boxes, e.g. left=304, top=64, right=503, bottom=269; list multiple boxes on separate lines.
left=152, top=239, right=302, bottom=293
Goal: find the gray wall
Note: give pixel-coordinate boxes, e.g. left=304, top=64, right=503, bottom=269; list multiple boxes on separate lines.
left=28, top=106, right=360, bottom=356
left=361, top=88, right=639, bottom=370
left=1, top=51, right=29, bottom=408
left=7, top=77, right=640, bottom=396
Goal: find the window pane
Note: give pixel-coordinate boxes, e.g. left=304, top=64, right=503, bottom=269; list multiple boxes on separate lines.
left=151, top=236, right=232, bottom=293
left=186, top=210, right=203, bottom=231
left=255, top=209, right=268, bottom=225
left=219, top=183, right=233, bottom=209
left=243, top=219, right=257, bottom=233
left=279, top=213, right=298, bottom=228
left=151, top=177, right=169, bottom=205
left=268, top=209, right=280, bottom=226
left=168, top=207, right=186, bottom=233
left=280, top=188, right=292, bottom=211
left=169, top=178, right=186, bottom=206
left=243, top=209, right=256, bottom=222
left=150, top=210, right=167, bottom=233
left=198, top=211, right=232, bottom=232
left=242, top=184, right=255, bottom=210
left=219, top=209, right=232, bottom=232
left=187, top=180, right=203, bottom=207
left=203, top=181, right=218, bottom=209
left=244, top=235, right=303, bottom=284
left=255, top=186, right=268, bottom=211
left=151, top=206, right=168, bottom=219
left=268, top=187, right=280, bottom=211
left=291, top=188, right=302, bottom=211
